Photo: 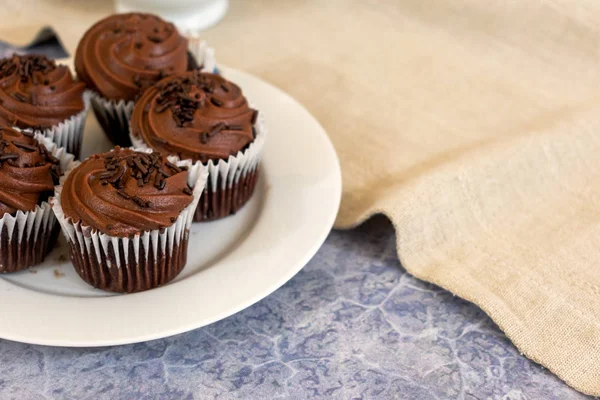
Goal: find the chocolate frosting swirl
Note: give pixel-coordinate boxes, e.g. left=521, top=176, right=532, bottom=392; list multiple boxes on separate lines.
left=60, top=148, right=194, bottom=237
left=0, top=55, right=86, bottom=129
left=75, top=13, right=189, bottom=102
left=131, top=71, right=258, bottom=163
left=0, top=126, right=60, bottom=216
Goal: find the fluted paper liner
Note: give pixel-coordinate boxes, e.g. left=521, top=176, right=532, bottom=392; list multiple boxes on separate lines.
left=188, top=39, right=217, bottom=73
left=91, top=42, right=217, bottom=148
left=90, top=93, right=136, bottom=147
left=130, top=112, right=266, bottom=221
left=23, top=90, right=92, bottom=159
left=0, top=134, right=75, bottom=273
left=50, top=149, right=208, bottom=293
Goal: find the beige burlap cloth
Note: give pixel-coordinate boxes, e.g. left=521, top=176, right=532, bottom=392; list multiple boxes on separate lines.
left=1, top=0, right=599, bottom=394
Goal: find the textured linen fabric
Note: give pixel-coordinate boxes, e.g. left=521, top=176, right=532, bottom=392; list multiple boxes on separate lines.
left=1, top=0, right=600, bottom=395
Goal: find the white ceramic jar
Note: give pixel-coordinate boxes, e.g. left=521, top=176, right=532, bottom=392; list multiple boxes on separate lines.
left=115, top=0, right=228, bottom=33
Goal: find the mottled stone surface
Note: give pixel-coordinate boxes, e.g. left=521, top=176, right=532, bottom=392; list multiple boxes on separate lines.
left=0, top=217, right=591, bottom=399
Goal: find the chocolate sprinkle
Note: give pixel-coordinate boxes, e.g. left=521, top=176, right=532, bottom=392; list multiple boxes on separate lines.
left=0, top=153, right=18, bottom=161
left=210, top=97, right=223, bottom=107
left=158, top=168, right=170, bottom=177
left=132, top=196, right=148, bottom=207
left=133, top=158, right=148, bottom=175
left=148, top=35, right=163, bottom=43
left=98, top=171, right=113, bottom=180
left=154, top=173, right=165, bottom=189
left=14, top=93, right=28, bottom=103
left=155, top=101, right=171, bottom=114
left=13, top=141, right=37, bottom=152
left=208, top=122, right=226, bottom=137
left=108, top=166, right=125, bottom=184
left=165, top=161, right=181, bottom=173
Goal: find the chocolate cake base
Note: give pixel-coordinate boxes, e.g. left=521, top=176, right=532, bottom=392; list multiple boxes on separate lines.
left=187, top=50, right=199, bottom=71
left=91, top=101, right=133, bottom=148
left=69, top=231, right=189, bottom=293
left=68, top=129, right=84, bottom=161
left=0, top=222, right=60, bottom=273
left=194, top=169, right=259, bottom=222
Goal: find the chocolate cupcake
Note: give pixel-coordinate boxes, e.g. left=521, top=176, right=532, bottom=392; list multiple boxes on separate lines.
left=130, top=71, right=266, bottom=221
left=0, top=55, right=89, bottom=158
left=75, top=13, right=216, bottom=147
left=51, top=147, right=207, bottom=293
left=0, top=126, right=74, bottom=272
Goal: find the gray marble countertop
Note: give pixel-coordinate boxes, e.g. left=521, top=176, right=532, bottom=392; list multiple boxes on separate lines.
left=0, top=217, right=589, bottom=399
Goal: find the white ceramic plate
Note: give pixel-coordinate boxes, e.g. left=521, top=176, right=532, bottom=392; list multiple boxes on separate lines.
left=0, top=66, right=341, bottom=346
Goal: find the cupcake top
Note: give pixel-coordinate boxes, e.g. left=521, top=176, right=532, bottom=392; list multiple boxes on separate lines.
left=0, top=55, right=86, bottom=129
left=75, top=13, right=190, bottom=102
left=0, top=126, right=60, bottom=216
left=131, top=71, right=258, bottom=163
left=60, top=147, right=194, bottom=237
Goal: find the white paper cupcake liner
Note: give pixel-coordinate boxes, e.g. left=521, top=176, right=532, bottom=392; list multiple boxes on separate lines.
left=23, top=90, right=92, bottom=159
left=50, top=149, right=208, bottom=292
left=0, top=134, right=75, bottom=272
left=130, top=112, right=267, bottom=221
left=188, top=39, right=217, bottom=73
left=90, top=92, right=136, bottom=147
